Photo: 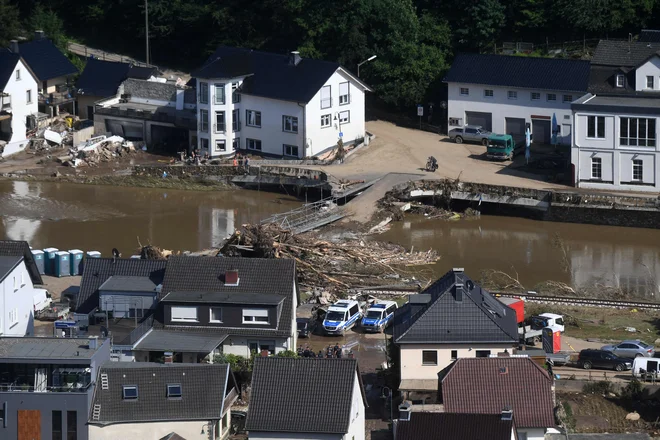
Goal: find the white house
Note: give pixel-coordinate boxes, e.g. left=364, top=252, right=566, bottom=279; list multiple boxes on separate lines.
left=246, top=357, right=366, bottom=440
left=88, top=362, right=237, bottom=440
left=192, top=46, right=371, bottom=158
left=444, top=53, right=590, bottom=145
left=0, top=255, right=36, bottom=336
left=571, top=40, right=660, bottom=191
left=0, top=51, right=39, bottom=157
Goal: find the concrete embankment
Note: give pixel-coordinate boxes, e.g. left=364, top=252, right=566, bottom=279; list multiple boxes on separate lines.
left=388, top=179, right=660, bottom=229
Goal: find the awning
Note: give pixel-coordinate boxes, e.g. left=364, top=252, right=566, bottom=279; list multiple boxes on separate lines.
left=399, top=379, right=438, bottom=391
left=135, top=329, right=227, bottom=353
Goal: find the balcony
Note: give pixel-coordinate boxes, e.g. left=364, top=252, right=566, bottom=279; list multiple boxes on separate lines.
left=95, top=105, right=197, bottom=131
left=39, top=87, right=76, bottom=106
left=0, top=366, right=92, bottom=393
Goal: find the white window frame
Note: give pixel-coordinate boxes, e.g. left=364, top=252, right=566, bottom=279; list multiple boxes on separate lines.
left=620, top=117, right=656, bottom=147
left=232, top=109, right=240, bottom=132
left=171, top=306, right=198, bottom=322
left=214, top=111, right=225, bottom=133
left=587, top=116, right=605, bottom=139
left=199, top=82, right=209, bottom=104
left=647, top=76, right=654, bottom=89
left=246, top=138, right=262, bottom=151
left=632, top=159, right=644, bottom=181
left=15, top=69, right=20, bottom=81
left=282, top=115, right=298, bottom=133
left=215, top=140, right=226, bottom=152
left=20, top=271, right=25, bottom=287
left=339, top=82, right=350, bottom=105
left=8, top=308, right=18, bottom=328
left=214, top=83, right=225, bottom=105
left=591, top=157, right=602, bottom=180
left=283, top=144, right=299, bottom=157
left=199, top=109, right=209, bottom=132
left=320, top=85, right=331, bottom=109
left=248, top=340, right=275, bottom=355
left=339, top=110, right=350, bottom=124
left=546, top=93, right=556, bottom=102
left=507, top=91, right=517, bottom=100
left=13, top=276, right=17, bottom=291
left=531, top=92, right=540, bottom=100
left=562, top=94, right=573, bottom=103
left=26, top=90, right=32, bottom=104
left=484, top=89, right=493, bottom=98
left=242, top=308, right=270, bottom=324
left=321, top=114, right=331, bottom=128
left=232, top=82, right=241, bottom=103
left=616, top=74, right=624, bottom=87
left=460, top=87, right=469, bottom=96
left=210, top=307, right=223, bottom=323
left=246, top=110, right=261, bottom=128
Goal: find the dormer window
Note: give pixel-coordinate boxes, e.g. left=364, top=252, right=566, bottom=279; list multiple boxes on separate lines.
left=616, top=74, right=624, bottom=88
left=243, top=308, right=269, bottom=324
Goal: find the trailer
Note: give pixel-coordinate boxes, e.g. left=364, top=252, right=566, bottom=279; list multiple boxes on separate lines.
left=36, top=302, right=70, bottom=321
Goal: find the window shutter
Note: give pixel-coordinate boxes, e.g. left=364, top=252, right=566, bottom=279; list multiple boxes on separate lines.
left=339, top=82, right=349, bottom=96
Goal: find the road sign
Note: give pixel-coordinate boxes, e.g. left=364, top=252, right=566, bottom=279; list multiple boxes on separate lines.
left=339, top=132, right=343, bottom=138
left=417, top=105, right=424, bottom=116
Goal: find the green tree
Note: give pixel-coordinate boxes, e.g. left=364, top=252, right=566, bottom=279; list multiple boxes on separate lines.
left=558, top=0, right=654, bottom=34
left=453, top=0, right=505, bottom=52
left=29, top=4, right=66, bottom=49
left=0, top=0, right=20, bottom=48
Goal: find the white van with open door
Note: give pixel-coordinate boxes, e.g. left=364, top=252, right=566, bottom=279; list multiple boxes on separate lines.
left=632, top=357, right=660, bottom=378
left=33, top=288, right=52, bottom=312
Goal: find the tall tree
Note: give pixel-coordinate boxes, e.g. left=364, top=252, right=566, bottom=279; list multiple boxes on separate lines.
left=0, top=0, right=20, bottom=48
left=452, top=0, right=505, bottom=52
left=29, top=4, right=66, bottom=49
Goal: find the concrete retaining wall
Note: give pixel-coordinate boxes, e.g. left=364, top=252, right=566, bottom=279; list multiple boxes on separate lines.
left=134, top=165, right=241, bottom=178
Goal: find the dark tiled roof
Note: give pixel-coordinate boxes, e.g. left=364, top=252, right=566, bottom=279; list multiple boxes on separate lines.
left=76, top=258, right=167, bottom=314
left=91, top=362, right=232, bottom=425
left=77, top=59, right=131, bottom=97
left=442, top=357, right=555, bottom=428
left=193, top=46, right=348, bottom=102
left=393, top=270, right=518, bottom=344
left=588, top=65, right=634, bottom=94
left=246, top=358, right=365, bottom=434
left=0, top=240, right=43, bottom=285
left=395, top=412, right=514, bottom=440
left=160, top=434, right=187, bottom=440
left=0, top=52, right=20, bottom=90
left=0, top=255, right=22, bottom=283
left=162, top=291, right=284, bottom=305
left=640, top=30, right=660, bottom=43
left=444, top=53, right=590, bottom=92
left=0, top=337, right=105, bottom=359
left=591, top=40, right=660, bottom=67
left=128, top=66, right=157, bottom=80
left=122, top=78, right=178, bottom=102
left=16, top=39, right=77, bottom=81
left=99, top=275, right=157, bottom=292
left=161, top=256, right=296, bottom=336
left=134, top=329, right=227, bottom=352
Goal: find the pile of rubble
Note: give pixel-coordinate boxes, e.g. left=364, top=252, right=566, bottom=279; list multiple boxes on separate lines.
left=54, top=136, right=144, bottom=167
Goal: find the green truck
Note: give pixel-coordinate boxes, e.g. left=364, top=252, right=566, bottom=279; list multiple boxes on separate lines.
left=486, top=134, right=522, bottom=161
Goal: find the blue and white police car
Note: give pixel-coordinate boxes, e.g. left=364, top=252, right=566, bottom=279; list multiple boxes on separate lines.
left=360, top=301, right=398, bottom=333
left=323, top=300, right=363, bottom=335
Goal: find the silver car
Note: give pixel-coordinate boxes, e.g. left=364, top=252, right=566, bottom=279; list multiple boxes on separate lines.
left=448, top=125, right=491, bottom=145
left=601, top=340, right=655, bottom=358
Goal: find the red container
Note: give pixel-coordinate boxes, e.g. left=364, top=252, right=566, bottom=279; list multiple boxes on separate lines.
left=499, top=297, right=525, bottom=324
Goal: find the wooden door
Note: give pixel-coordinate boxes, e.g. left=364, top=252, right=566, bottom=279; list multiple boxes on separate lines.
left=17, top=410, right=41, bottom=440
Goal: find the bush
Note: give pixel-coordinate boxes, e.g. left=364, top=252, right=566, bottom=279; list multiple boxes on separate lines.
left=582, top=380, right=614, bottom=395
left=621, top=379, right=643, bottom=400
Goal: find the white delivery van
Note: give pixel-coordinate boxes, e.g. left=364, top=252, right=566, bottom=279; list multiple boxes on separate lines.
left=632, top=357, right=660, bottom=378
left=33, top=288, right=52, bottom=312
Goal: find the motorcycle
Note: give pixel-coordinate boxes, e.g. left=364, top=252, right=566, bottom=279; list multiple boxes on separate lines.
left=425, top=156, right=438, bottom=172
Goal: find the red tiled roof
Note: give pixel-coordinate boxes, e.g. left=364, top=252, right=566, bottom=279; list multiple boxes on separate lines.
left=441, top=357, right=555, bottom=428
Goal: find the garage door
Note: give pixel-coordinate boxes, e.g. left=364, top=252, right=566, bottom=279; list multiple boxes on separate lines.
left=532, top=119, right=551, bottom=144
left=505, top=118, right=526, bottom=145
left=466, top=112, right=492, bottom=131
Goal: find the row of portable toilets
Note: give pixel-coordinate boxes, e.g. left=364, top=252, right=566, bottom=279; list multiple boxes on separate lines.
left=30, top=249, right=102, bottom=277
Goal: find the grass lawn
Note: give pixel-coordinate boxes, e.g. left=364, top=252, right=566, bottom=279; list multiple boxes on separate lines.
left=526, top=303, right=660, bottom=343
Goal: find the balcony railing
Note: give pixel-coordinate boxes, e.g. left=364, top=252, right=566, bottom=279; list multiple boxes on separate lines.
left=40, top=88, right=76, bottom=105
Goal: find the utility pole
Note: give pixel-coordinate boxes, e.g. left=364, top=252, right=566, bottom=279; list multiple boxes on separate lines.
left=145, top=0, right=150, bottom=65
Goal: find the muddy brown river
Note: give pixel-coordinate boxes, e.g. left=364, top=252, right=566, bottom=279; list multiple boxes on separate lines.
left=1, top=180, right=660, bottom=296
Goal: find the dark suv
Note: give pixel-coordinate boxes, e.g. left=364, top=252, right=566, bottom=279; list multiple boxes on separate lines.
left=578, top=349, right=632, bottom=371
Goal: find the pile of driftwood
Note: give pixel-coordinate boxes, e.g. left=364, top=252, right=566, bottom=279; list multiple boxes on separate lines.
left=218, top=223, right=440, bottom=292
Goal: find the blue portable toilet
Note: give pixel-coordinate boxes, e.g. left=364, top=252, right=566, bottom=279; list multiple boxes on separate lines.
left=31, top=249, right=45, bottom=275
left=43, top=248, right=59, bottom=276
left=69, top=250, right=84, bottom=276
left=54, top=251, right=70, bottom=277
left=82, top=251, right=101, bottom=274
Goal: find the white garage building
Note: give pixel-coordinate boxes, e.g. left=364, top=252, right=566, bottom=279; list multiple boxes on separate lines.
left=444, top=54, right=591, bottom=146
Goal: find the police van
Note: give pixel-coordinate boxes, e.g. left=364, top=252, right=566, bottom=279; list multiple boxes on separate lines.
left=323, top=300, right=363, bottom=335
left=361, top=301, right=398, bottom=333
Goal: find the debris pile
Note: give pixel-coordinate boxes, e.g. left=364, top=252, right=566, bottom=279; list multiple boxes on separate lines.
left=216, top=223, right=440, bottom=295
left=139, top=245, right=174, bottom=260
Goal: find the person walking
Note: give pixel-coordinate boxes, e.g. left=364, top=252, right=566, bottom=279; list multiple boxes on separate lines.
left=245, top=156, right=250, bottom=173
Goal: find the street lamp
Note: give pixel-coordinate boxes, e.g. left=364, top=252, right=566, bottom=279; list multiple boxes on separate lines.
left=357, top=55, right=377, bottom=78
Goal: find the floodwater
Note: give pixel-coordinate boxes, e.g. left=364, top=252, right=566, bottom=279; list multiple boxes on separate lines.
left=2, top=180, right=660, bottom=297
left=0, top=181, right=300, bottom=255
left=379, top=215, right=660, bottom=298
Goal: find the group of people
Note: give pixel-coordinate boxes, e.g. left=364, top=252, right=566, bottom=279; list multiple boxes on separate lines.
left=232, top=154, right=250, bottom=173
left=297, top=344, right=348, bottom=359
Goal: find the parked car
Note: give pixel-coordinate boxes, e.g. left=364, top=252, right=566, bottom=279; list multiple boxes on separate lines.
left=601, top=340, right=655, bottom=358
left=448, top=125, right=491, bottom=145
left=296, top=317, right=315, bottom=338
left=577, top=349, right=632, bottom=371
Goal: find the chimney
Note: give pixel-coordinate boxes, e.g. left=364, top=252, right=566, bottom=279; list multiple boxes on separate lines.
left=225, top=270, right=239, bottom=286
left=398, top=401, right=412, bottom=421
left=88, top=336, right=99, bottom=350
left=452, top=267, right=464, bottom=273
left=454, top=283, right=463, bottom=302
left=175, top=89, right=184, bottom=110
left=34, top=30, right=45, bottom=40
left=501, top=407, right=513, bottom=421
left=9, top=40, right=18, bottom=54
left=289, top=51, right=301, bottom=66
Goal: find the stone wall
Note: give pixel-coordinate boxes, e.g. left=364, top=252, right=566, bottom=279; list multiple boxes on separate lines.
left=545, top=204, right=660, bottom=229
left=134, top=165, right=241, bottom=178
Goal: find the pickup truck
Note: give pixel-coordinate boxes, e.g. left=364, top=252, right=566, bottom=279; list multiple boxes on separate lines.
left=519, top=313, right=565, bottom=345
left=448, top=125, right=491, bottom=145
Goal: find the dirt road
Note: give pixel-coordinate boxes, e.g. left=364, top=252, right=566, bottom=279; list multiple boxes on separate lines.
left=323, top=120, right=567, bottom=191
